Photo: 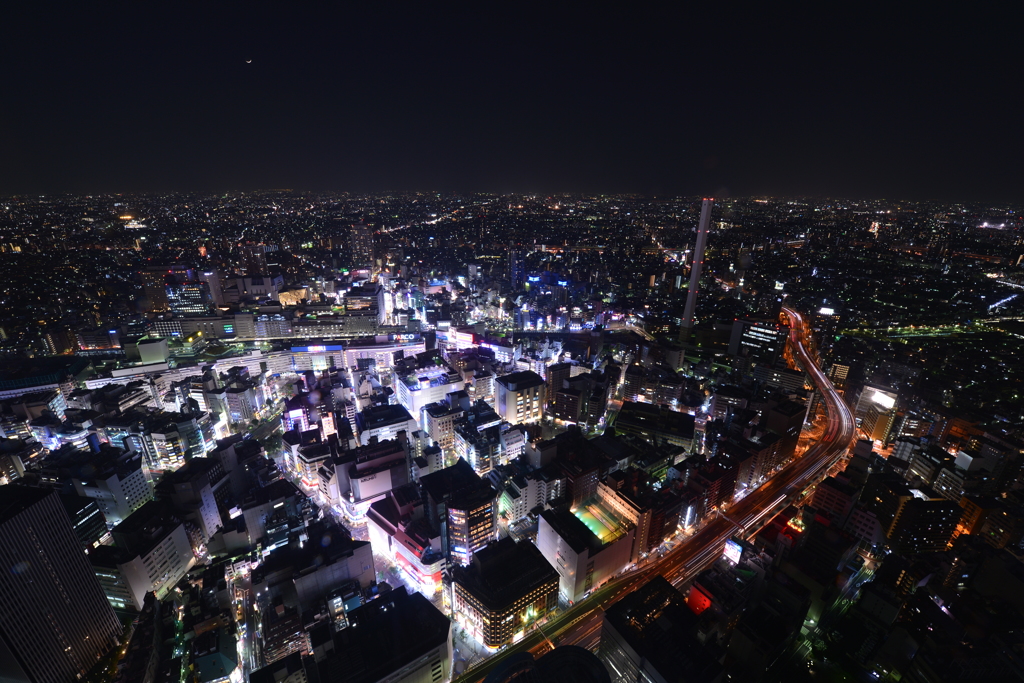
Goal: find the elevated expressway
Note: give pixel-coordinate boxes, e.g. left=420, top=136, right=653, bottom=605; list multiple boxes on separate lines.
left=455, top=306, right=855, bottom=681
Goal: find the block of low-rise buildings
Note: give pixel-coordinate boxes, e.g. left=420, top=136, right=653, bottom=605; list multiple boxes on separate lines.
left=70, top=448, right=154, bottom=528
left=91, top=501, right=196, bottom=610
left=155, top=456, right=228, bottom=542
left=252, top=521, right=375, bottom=609
left=310, top=587, right=452, bottom=683
left=354, top=404, right=417, bottom=446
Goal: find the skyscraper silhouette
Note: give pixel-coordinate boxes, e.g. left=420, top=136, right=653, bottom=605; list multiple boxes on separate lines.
left=0, top=487, right=123, bottom=683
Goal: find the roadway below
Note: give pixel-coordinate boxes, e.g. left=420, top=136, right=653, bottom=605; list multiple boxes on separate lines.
left=454, top=306, right=855, bottom=682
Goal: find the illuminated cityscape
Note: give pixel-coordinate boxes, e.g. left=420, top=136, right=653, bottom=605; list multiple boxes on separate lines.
left=2, top=5, right=1023, bottom=683
left=3, top=190, right=1024, bottom=683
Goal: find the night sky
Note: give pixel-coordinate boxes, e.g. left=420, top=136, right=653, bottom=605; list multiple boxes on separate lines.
left=3, top=4, right=1020, bottom=200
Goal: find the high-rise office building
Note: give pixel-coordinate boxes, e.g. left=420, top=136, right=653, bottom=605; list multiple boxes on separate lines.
left=140, top=268, right=171, bottom=312
left=59, top=493, right=109, bottom=550
left=728, top=318, right=788, bottom=365
left=199, top=270, right=225, bottom=307
left=0, top=486, right=123, bottom=683
left=350, top=222, right=374, bottom=269
left=864, top=475, right=961, bottom=554
left=167, top=280, right=212, bottom=316
left=826, top=363, right=850, bottom=390
left=420, top=459, right=497, bottom=566
left=509, top=250, right=525, bottom=289
left=545, top=362, right=572, bottom=409
left=141, top=265, right=192, bottom=312
left=855, top=384, right=898, bottom=441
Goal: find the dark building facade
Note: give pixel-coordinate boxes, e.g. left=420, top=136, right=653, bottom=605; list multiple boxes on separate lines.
left=600, top=576, right=721, bottom=683
left=0, top=486, right=123, bottom=683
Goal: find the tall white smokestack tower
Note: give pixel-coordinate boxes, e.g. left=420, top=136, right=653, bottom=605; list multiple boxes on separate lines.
left=679, top=197, right=714, bottom=343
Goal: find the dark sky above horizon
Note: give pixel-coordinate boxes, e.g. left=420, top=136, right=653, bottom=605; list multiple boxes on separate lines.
left=2, top=5, right=1020, bottom=201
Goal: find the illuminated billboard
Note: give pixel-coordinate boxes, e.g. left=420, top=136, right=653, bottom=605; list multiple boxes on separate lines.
left=291, top=344, right=344, bottom=353
left=818, top=307, right=835, bottom=316
left=870, top=389, right=896, bottom=410
left=723, top=539, right=743, bottom=565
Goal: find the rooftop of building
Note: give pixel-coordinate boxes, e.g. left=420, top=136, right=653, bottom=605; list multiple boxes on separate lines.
left=58, top=491, right=99, bottom=516
left=482, top=646, right=610, bottom=683
left=192, top=628, right=238, bottom=682
left=452, top=537, right=558, bottom=612
left=540, top=508, right=607, bottom=555
left=156, top=454, right=224, bottom=487
left=817, top=475, right=859, bottom=497
left=420, top=458, right=491, bottom=502
left=394, top=349, right=455, bottom=376
left=253, top=521, right=369, bottom=586
left=496, top=370, right=545, bottom=391
left=46, top=444, right=145, bottom=482
left=336, top=436, right=405, bottom=466
left=455, top=422, right=501, bottom=448
left=713, top=384, right=751, bottom=399
left=0, top=484, right=53, bottom=526
left=241, top=478, right=301, bottom=510
left=250, top=652, right=306, bottom=683
left=603, top=576, right=722, bottom=683
left=355, top=403, right=414, bottom=431
left=692, top=558, right=763, bottom=614
left=614, top=401, right=695, bottom=439
left=460, top=399, right=501, bottom=426
left=424, top=400, right=466, bottom=419
left=88, top=543, right=133, bottom=568
left=316, top=587, right=450, bottom=683
left=0, top=356, right=92, bottom=389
